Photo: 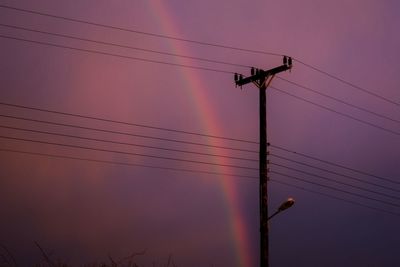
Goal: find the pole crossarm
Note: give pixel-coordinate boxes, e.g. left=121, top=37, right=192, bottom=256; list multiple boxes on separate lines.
left=235, top=64, right=291, bottom=87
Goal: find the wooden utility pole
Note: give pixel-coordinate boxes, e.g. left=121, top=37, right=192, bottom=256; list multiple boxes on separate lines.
left=234, top=56, right=292, bottom=267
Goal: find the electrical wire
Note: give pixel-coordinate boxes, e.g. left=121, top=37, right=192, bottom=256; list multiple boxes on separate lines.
left=0, top=124, right=258, bottom=162
left=0, top=34, right=233, bottom=74
left=1, top=2, right=399, bottom=223
left=8, top=114, right=396, bottom=196
left=277, top=77, right=400, bottom=125
left=1, top=146, right=398, bottom=216
left=0, top=23, right=252, bottom=69
left=270, top=86, right=400, bottom=137
left=269, top=153, right=400, bottom=193
left=5, top=110, right=395, bottom=194
left=3, top=112, right=397, bottom=196
left=0, top=135, right=258, bottom=171
left=0, top=144, right=400, bottom=216
left=293, top=59, right=400, bottom=107
left=270, top=178, right=400, bottom=217
left=0, top=4, right=283, bottom=57
left=1, top=100, right=398, bottom=184
left=270, top=162, right=400, bottom=201
left=0, top=101, right=257, bottom=145
left=1, top=4, right=397, bottom=107
left=0, top=113, right=258, bottom=153
left=270, top=144, right=400, bottom=185
left=0, top=148, right=258, bottom=180
left=1, top=99, right=397, bottom=184
left=1, top=147, right=398, bottom=216
left=3, top=34, right=399, bottom=140
left=270, top=170, right=400, bottom=208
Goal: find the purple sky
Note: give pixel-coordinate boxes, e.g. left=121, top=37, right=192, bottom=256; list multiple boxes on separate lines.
left=1, top=0, right=400, bottom=266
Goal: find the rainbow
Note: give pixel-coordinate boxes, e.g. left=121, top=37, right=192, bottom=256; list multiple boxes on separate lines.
left=146, top=2, right=253, bottom=266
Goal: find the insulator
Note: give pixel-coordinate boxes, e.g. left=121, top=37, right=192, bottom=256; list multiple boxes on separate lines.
left=234, top=73, right=238, bottom=81
left=256, top=69, right=259, bottom=75
left=251, top=67, right=255, bottom=75
left=283, top=56, right=288, bottom=65
left=239, top=74, right=243, bottom=80
left=288, top=57, right=292, bottom=66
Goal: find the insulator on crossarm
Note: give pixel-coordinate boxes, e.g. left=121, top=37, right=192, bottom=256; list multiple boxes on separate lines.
left=251, top=67, right=255, bottom=75
left=283, top=56, right=288, bottom=66
left=234, top=73, right=238, bottom=81
left=288, top=57, right=292, bottom=67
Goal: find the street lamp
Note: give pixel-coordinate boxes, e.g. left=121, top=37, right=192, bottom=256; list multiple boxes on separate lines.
left=267, top=198, right=295, bottom=221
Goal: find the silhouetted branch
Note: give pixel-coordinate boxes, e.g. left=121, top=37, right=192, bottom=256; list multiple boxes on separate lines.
left=0, top=245, right=17, bottom=267
left=34, top=241, right=55, bottom=267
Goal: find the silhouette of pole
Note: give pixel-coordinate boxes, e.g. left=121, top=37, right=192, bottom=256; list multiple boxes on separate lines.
left=259, top=76, right=268, bottom=267
left=234, top=57, right=292, bottom=267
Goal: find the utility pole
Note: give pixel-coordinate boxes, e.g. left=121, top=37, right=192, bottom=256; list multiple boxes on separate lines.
left=234, top=56, right=292, bottom=267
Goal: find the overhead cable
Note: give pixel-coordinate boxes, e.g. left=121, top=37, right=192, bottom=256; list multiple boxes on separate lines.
left=2, top=34, right=399, bottom=140
left=294, top=59, right=400, bottom=107
left=0, top=124, right=258, bottom=162
left=270, top=144, right=400, bottom=185
left=270, top=178, right=400, bottom=217
left=1, top=4, right=395, bottom=106
left=0, top=148, right=258, bottom=180
left=0, top=113, right=258, bottom=153
left=0, top=35, right=233, bottom=74
left=1, top=146, right=398, bottom=216
left=0, top=23, right=252, bottom=69
left=0, top=4, right=283, bottom=57
left=270, top=153, right=400, bottom=193
left=277, top=77, right=400, bottom=124
left=270, top=162, right=400, bottom=201
left=270, top=86, right=400, bottom=137
left=0, top=135, right=258, bottom=171
left=270, top=170, right=400, bottom=208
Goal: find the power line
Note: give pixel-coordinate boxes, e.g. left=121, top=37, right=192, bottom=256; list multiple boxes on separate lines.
left=270, top=162, right=400, bottom=201
left=270, top=153, right=400, bottom=193
left=0, top=148, right=258, bottom=180
left=270, top=170, right=400, bottom=208
left=3, top=34, right=398, bottom=140
left=0, top=99, right=397, bottom=185
left=3, top=29, right=396, bottom=140
left=277, top=77, right=400, bottom=125
left=294, top=59, right=400, bottom=107
left=0, top=23, right=252, bottom=69
left=0, top=4, right=283, bottom=57
left=270, top=178, right=400, bottom=217
left=0, top=124, right=258, bottom=162
left=1, top=100, right=398, bottom=183
left=270, top=86, right=400, bottom=137
left=0, top=113, right=258, bottom=153
left=0, top=135, right=258, bottom=171
left=1, top=4, right=396, bottom=107
left=0, top=101, right=257, bottom=145
left=0, top=34, right=233, bottom=74
left=1, top=147, right=397, bottom=216
left=270, top=144, right=400, bottom=185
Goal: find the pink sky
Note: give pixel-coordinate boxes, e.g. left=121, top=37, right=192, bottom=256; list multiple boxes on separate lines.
left=0, top=0, right=399, bottom=266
